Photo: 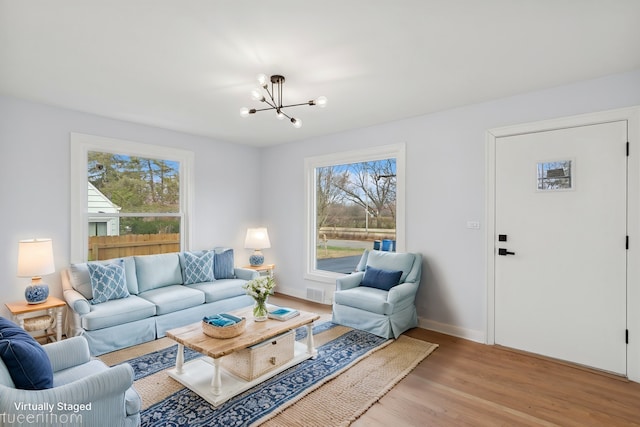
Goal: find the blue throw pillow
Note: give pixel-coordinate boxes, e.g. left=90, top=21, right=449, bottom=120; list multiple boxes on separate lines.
left=0, top=317, right=53, bottom=390
left=182, top=251, right=214, bottom=284
left=88, top=259, right=130, bottom=304
left=213, top=248, right=235, bottom=280
left=360, top=266, right=403, bottom=291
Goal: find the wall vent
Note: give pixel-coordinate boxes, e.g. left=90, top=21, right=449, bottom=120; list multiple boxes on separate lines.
left=306, top=287, right=325, bottom=303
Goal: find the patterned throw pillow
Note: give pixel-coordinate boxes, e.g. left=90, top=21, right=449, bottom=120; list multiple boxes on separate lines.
left=88, top=259, right=130, bottom=305
left=213, top=248, right=235, bottom=279
left=183, top=251, right=214, bottom=285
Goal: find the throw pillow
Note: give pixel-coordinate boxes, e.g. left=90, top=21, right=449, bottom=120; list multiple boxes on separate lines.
left=182, top=251, right=215, bottom=285
left=213, top=248, right=235, bottom=279
left=360, top=265, right=403, bottom=291
left=88, top=259, right=130, bottom=304
left=0, top=317, right=53, bottom=390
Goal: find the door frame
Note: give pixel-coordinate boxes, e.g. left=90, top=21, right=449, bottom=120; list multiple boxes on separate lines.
left=485, top=106, right=640, bottom=381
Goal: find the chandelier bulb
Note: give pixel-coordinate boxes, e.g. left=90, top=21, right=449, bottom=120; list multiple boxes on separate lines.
left=257, top=74, right=268, bottom=88
left=250, top=89, right=265, bottom=102
left=276, top=110, right=285, bottom=120
left=291, top=118, right=302, bottom=128
left=315, top=96, right=328, bottom=108
left=240, top=107, right=250, bottom=117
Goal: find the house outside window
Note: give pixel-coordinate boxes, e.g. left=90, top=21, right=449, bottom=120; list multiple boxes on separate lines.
left=304, top=144, right=405, bottom=282
left=70, top=133, right=194, bottom=262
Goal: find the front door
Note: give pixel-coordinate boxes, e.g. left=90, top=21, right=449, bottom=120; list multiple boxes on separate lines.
left=494, top=120, right=628, bottom=375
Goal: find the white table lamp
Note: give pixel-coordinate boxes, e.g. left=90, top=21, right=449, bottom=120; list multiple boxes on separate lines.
left=17, top=238, right=55, bottom=304
left=244, top=228, right=271, bottom=266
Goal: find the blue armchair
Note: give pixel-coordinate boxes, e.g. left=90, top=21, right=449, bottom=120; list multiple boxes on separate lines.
left=0, top=335, right=140, bottom=427
left=332, top=250, right=422, bottom=339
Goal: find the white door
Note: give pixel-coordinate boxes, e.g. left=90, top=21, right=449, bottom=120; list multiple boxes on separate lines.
left=494, top=121, right=628, bottom=375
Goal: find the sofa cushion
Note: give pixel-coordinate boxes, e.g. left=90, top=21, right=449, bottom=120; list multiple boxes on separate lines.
left=70, top=257, right=139, bottom=298
left=0, top=317, right=53, bottom=390
left=80, top=296, right=156, bottom=331
left=135, top=253, right=183, bottom=292
left=138, top=285, right=205, bottom=315
left=180, top=251, right=214, bottom=285
left=213, top=248, right=235, bottom=279
left=360, top=266, right=402, bottom=291
left=187, top=279, right=248, bottom=303
left=365, top=251, right=415, bottom=283
left=88, top=259, right=130, bottom=304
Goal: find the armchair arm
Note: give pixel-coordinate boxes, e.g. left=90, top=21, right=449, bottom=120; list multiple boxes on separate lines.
left=234, top=268, right=259, bottom=281
left=44, top=336, right=91, bottom=373
left=387, top=281, right=419, bottom=304
left=336, top=272, right=364, bottom=291
left=0, top=363, right=134, bottom=411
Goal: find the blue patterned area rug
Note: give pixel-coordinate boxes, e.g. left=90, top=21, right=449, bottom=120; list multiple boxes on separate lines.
left=127, top=322, right=390, bottom=427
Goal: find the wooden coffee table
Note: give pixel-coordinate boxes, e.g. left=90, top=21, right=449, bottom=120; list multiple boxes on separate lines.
left=165, top=306, right=320, bottom=406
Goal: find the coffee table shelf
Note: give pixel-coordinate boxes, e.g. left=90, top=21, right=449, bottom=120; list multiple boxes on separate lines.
left=166, top=307, right=320, bottom=407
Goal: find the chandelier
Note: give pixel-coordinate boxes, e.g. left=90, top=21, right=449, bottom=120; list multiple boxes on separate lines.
left=240, top=74, right=327, bottom=128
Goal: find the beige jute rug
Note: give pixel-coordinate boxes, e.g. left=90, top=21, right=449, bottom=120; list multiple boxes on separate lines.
left=100, top=323, right=438, bottom=426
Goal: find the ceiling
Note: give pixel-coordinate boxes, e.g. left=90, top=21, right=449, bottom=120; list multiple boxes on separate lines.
left=1, top=1, right=639, bottom=147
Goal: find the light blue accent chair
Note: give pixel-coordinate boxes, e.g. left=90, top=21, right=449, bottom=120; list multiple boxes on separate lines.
left=0, top=336, right=141, bottom=427
left=332, top=250, right=422, bottom=339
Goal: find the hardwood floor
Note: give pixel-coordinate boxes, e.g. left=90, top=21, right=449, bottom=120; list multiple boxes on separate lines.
left=270, top=293, right=640, bottom=426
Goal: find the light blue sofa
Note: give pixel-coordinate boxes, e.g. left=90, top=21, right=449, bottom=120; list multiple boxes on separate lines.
left=62, top=249, right=257, bottom=356
left=0, top=335, right=140, bottom=427
left=332, top=250, right=422, bottom=339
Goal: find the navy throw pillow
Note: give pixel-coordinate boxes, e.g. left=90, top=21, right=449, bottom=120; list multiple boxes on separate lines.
left=0, top=317, right=53, bottom=390
left=360, top=266, right=403, bottom=291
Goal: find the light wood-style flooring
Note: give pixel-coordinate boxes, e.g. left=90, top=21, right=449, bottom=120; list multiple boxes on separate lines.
left=270, top=293, right=640, bottom=426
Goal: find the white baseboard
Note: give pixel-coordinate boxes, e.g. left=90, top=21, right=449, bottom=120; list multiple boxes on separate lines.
left=419, top=317, right=485, bottom=343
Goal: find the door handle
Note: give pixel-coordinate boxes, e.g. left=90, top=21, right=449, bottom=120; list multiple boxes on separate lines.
left=498, top=248, right=515, bottom=256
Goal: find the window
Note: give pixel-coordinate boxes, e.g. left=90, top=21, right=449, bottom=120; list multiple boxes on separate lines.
left=70, top=133, right=194, bottom=262
left=304, top=144, right=405, bottom=282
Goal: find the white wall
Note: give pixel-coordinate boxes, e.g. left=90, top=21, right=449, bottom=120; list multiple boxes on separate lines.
left=261, top=69, right=640, bottom=341
left=0, top=95, right=262, bottom=318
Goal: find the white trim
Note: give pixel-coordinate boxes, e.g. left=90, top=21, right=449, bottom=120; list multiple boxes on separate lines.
left=303, top=143, right=406, bottom=283
left=70, top=132, right=194, bottom=262
left=485, top=106, right=640, bottom=382
left=419, top=317, right=485, bottom=344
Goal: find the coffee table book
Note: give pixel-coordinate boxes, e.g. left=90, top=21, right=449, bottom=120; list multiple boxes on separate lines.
left=268, top=307, right=300, bottom=321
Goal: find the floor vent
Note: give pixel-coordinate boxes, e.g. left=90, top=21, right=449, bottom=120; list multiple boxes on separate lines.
left=306, top=287, right=325, bottom=303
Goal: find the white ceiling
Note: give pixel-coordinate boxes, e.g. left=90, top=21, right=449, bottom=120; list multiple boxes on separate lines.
left=1, top=1, right=639, bottom=147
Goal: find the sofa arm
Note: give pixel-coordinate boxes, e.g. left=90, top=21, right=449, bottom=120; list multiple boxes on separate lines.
left=234, top=268, right=259, bottom=281
left=388, top=281, right=419, bottom=304
left=336, top=272, right=364, bottom=291
left=0, top=363, right=134, bottom=413
left=63, top=287, right=91, bottom=315
left=44, top=336, right=91, bottom=373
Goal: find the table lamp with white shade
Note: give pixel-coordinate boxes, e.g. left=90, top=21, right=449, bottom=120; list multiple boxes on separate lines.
left=17, top=238, right=55, bottom=304
left=244, top=228, right=271, bottom=266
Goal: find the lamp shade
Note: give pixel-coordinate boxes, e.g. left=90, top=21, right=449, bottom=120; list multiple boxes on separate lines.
left=17, top=238, right=55, bottom=278
left=244, top=228, right=271, bottom=249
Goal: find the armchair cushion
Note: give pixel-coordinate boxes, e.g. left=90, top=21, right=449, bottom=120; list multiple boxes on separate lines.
left=0, top=317, right=53, bottom=390
left=361, top=266, right=402, bottom=291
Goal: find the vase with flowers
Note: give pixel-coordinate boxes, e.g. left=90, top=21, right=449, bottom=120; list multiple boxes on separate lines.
left=242, top=276, right=276, bottom=321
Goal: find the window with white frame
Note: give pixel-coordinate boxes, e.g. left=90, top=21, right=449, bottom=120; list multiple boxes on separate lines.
left=70, top=133, right=194, bottom=262
left=304, top=144, right=405, bottom=282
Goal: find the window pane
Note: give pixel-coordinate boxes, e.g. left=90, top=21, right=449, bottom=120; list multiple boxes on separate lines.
left=316, top=158, right=396, bottom=273
left=88, top=152, right=180, bottom=213
left=88, top=216, right=181, bottom=261
left=87, top=150, right=182, bottom=260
